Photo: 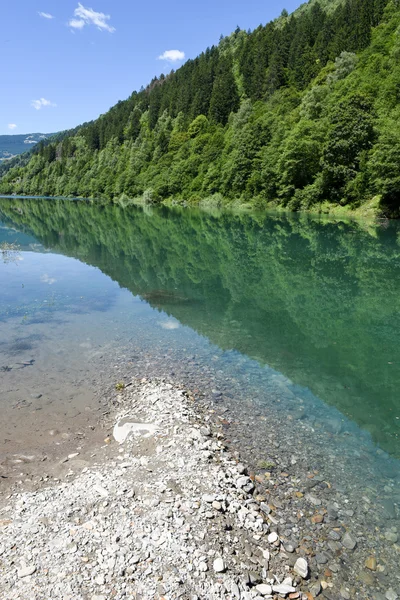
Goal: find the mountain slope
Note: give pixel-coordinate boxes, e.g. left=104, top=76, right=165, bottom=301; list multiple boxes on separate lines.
left=1, top=0, right=399, bottom=216
left=0, top=133, right=55, bottom=161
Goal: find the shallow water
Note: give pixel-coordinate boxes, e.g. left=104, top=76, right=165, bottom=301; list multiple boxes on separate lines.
left=1, top=199, right=400, bottom=455
left=0, top=199, right=399, bottom=467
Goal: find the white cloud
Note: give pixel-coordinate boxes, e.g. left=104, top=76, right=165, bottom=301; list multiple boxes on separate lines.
left=69, top=18, right=85, bottom=29
left=68, top=3, right=115, bottom=32
left=38, top=11, right=54, bottom=19
left=158, top=50, right=185, bottom=62
left=8, top=123, right=17, bottom=130
left=40, top=274, right=57, bottom=285
left=31, top=98, right=57, bottom=110
left=159, top=319, right=180, bottom=330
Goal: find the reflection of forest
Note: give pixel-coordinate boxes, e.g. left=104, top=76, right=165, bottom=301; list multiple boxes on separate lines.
left=1, top=198, right=400, bottom=454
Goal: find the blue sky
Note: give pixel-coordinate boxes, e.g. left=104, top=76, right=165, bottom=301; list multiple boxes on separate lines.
left=2, top=0, right=304, bottom=135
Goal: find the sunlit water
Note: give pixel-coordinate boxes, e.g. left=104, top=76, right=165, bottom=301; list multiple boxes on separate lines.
left=0, top=198, right=399, bottom=496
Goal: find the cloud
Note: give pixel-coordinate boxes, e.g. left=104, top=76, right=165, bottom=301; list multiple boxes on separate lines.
left=158, top=50, right=185, bottom=62
left=31, top=98, right=57, bottom=110
left=8, top=124, right=17, bottom=130
left=159, top=319, right=180, bottom=330
left=68, top=3, right=115, bottom=32
left=38, top=11, right=54, bottom=19
left=40, top=274, right=57, bottom=285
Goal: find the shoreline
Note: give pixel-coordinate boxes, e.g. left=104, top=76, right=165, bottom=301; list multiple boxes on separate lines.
left=0, top=377, right=399, bottom=600
left=0, top=193, right=395, bottom=222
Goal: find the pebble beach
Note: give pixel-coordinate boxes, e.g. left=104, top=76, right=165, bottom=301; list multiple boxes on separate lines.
left=0, top=377, right=399, bottom=600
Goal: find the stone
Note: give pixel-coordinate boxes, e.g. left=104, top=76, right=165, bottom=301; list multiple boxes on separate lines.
left=311, top=514, right=324, bottom=524
left=213, top=558, right=226, bottom=573
left=340, top=588, right=351, bottom=600
left=198, top=562, right=208, bottom=572
left=380, top=499, right=396, bottom=519
left=256, top=584, right=273, bottom=596
left=325, top=418, right=342, bottom=434
left=310, top=581, right=322, bottom=597
left=203, top=494, right=215, bottom=503
left=359, top=571, right=375, bottom=586
left=260, top=502, right=271, bottom=515
left=386, top=590, right=399, bottom=600
left=17, top=565, right=36, bottom=578
left=248, top=571, right=262, bottom=585
left=231, top=582, right=241, bottom=599
left=342, top=532, right=357, bottom=550
left=384, top=531, right=398, bottom=543
left=200, top=426, right=211, bottom=436
left=268, top=531, right=279, bottom=544
left=365, top=556, right=377, bottom=571
left=316, top=553, right=328, bottom=565
left=237, top=477, right=247, bottom=488
left=306, top=494, right=322, bottom=506
left=294, top=557, right=309, bottom=579
left=273, top=584, right=296, bottom=595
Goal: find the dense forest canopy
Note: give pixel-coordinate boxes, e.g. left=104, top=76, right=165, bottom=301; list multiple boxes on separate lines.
left=1, top=0, right=400, bottom=215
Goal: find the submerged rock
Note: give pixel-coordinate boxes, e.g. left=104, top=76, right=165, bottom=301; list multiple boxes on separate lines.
left=342, top=532, right=357, bottom=550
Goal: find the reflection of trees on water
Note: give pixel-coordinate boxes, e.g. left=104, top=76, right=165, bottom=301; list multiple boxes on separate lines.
left=0, top=197, right=400, bottom=455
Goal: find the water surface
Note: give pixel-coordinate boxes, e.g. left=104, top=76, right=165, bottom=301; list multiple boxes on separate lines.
left=2, top=199, right=399, bottom=454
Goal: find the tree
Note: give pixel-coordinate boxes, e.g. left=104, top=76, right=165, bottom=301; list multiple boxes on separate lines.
left=321, top=94, right=376, bottom=202
left=209, top=57, right=240, bottom=125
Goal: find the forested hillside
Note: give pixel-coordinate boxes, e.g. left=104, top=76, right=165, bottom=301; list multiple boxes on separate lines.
left=1, top=0, right=400, bottom=216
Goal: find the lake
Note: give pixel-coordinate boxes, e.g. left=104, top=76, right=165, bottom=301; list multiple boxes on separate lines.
left=0, top=198, right=399, bottom=570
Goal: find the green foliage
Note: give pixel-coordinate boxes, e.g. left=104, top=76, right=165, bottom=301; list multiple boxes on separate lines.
left=1, top=0, right=400, bottom=215
left=321, top=93, right=376, bottom=202
left=188, top=115, right=209, bottom=138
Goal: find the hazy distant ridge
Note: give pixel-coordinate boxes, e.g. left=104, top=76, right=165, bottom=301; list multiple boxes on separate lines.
left=0, top=133, right=54, bottom=161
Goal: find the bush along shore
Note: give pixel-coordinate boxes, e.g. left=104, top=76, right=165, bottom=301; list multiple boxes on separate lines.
left=0, top=378, right=399, bottom=600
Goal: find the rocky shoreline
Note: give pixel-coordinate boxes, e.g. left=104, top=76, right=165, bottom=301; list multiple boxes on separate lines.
left=0, top=378, right=399, bottom=600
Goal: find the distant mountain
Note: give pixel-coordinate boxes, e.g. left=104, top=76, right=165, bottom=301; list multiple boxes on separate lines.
left=0, top=133, right=55, bottom=161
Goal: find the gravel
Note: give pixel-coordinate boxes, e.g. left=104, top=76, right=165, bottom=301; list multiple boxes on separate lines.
left=0, top=377, right=399, bottom=600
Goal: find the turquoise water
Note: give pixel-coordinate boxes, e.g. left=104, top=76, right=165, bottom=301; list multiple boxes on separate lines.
left=0, top=197, right=400, bottom=462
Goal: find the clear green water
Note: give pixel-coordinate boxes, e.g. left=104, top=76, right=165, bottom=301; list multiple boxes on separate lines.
left=0, top=197, right=400, bottom=460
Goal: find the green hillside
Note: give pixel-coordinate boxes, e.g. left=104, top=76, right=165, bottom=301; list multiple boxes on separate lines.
left=1, top=0, right=399, bottom=216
